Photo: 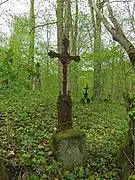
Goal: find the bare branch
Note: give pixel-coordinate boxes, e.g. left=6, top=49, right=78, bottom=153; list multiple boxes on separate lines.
left=106, top=1, right=123, bottom=34
left=132, top=0, right=135, bottom=17
left=92, top=3, right=116, bottom=35
left=123, top=149, right=134, bottom=167
left=88, top=0, right=96, bottom=29
left=0, top=0, right=9, bottom=6
left=92, top=1, right=135, bottom=71
left=123, top=0, right=135, bottom=36
left=29, top=21, right=57, bottom=34
left=100, top=0, right=107, bottom=7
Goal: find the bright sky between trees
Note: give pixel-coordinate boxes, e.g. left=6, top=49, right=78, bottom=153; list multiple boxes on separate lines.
left=0, top=0, right=134, bottom=47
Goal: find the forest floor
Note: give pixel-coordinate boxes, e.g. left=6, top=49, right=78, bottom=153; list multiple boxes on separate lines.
left=0, top=90, right=129, bottom=179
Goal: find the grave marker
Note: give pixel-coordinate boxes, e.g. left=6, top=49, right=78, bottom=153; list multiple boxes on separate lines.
left=48, top=38, right=80, bottom=130
left=48, top=38, right=86, bottom=168
left=81, top=84, right=90, bottom=103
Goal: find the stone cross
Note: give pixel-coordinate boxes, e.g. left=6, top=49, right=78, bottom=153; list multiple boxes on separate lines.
left=48, top=38, right=80, bottom=130
left=84, top=84, right=89, bottom=98
left=80, top=84, right=90, bottom=103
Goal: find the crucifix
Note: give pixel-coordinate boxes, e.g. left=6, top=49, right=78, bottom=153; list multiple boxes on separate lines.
left=84, top=84, right=89, bottom=99
left=81, top=84, right=90, bottom=104
left=48, top=38, right=80, bottom=130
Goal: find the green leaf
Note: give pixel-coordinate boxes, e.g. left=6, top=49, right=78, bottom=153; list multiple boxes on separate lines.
left=88, top=176, right=95, bottom=180
left=22, top=153, right=30, bottom=159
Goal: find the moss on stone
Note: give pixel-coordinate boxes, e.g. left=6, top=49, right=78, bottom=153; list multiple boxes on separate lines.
left=51, top=128, right=86, bottom=168
left=54, top=128, right=85, bottom=142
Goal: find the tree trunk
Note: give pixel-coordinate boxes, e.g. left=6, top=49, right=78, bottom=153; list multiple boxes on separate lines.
left=56, top=0, right=64, bottom=92
left=101, top=68, right=105, bottom=98
left=91, top=2, right=135, bottom=178
left=33, top=63, right=41, bottom=90
left=46, top=23, right=50, bottom=89
left=70, top=0, right=79, bottom=92
left=64, top=0, right=71, bottom=40
left=64, top=0, right=72, bottom=91
left=110, top=59, right=114, bottom=100
left=29, top=0, right=35, bottom=89
left=92, top=2, right=135, bottom=72
left=88, top=0, right=102, bottom=100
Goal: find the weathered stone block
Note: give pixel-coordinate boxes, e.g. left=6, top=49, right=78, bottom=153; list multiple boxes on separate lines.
left=52, top=128, right=86, bottom=168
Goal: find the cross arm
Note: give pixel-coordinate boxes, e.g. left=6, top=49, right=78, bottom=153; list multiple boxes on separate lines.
left=48, top=50, right=61, bottom=59
left=68, top=55, right=80, bottom=63
left=84, top=87, right=89, bottom=90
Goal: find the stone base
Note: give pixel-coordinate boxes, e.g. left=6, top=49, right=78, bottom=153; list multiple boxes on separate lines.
left=52, top=128, right=86, bottom=168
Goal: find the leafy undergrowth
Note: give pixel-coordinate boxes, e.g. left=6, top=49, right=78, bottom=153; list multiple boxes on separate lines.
left=0, top=90, right=128, bottom=179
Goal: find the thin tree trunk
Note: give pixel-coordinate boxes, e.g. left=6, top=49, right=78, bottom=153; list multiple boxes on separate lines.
left=111, top=59, right=114, bottom=100
left=88, top=0, right=102, bottom=100
left=92, top=1, right=135, bottom=176
left=64, top=0, right=71, bottom=91
left=29, top=0, right=35, bottom=89
left=46, top=23, right=50, bottom=88
left=92, top=2, right=135, bottom=71
left=70, top=0, right=79, bottom=92
left=64, top=0, right=70, bottom=39
left=101, top=67, right=105, bottom=97
left=56, top=0, right=64, bottom=92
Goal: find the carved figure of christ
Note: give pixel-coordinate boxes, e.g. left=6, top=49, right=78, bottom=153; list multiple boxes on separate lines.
left=48, top=38, right=80, bottom=96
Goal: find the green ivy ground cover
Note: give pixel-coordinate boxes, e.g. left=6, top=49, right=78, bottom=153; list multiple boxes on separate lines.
left=0, top=90, right=128, bottom=179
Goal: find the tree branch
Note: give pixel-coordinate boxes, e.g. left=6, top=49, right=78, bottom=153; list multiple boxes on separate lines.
left=0, top=0, right=9, bottom=6
left=29, top=21, right=57, bottom=34
left=106, top=1, right=122, bottom=34
left=92, top=3, right=116, bottom=35
left=123, top=149, right=134, bottom=167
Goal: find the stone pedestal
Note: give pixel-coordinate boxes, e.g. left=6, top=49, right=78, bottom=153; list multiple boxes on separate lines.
left=52, top=129, right=86, bottom=168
